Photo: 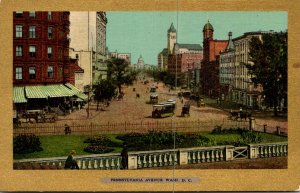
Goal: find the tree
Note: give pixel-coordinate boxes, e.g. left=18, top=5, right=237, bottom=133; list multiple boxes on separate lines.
left=93, top=79, right=117, bottom=111
left=245, top=32, right=287, bottom=116
left=106, top=58, right=137, bottom=94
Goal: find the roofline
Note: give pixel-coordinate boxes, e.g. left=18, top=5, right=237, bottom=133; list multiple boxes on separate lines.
left=232, top=30, right=275, bottom=41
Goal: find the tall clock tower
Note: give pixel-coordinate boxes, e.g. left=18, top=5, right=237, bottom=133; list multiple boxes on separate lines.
left=167, top=22, right=177, bottom=54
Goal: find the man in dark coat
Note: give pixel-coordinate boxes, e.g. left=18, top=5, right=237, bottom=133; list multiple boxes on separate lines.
left=121, top=143, right=128, bottom=169
left=64, top=150, right=79, bottom=169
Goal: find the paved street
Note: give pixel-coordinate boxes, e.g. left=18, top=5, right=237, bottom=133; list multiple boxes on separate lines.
left=52, top=78, right=287, bottom=133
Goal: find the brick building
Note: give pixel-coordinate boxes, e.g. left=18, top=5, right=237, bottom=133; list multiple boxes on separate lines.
left=168, top=44, right=203, bottom=87
left=13, top=11, right=75, bottom=85
left=13, top=11, right=87, bottom=111
left=201, top=21, right=228, bottom=98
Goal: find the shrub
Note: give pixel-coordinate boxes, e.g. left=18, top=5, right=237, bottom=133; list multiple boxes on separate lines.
left=84, top=145, right=114, bottom=154
left=84, top=135, right=120, bottom=147
left=13, top=134, right=43, bottom=154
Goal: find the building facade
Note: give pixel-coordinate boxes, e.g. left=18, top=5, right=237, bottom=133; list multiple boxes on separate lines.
left=109, top=51, right=131, bottom=64
left=231, top=31, right=270, bottom=108
left=94, top=12, right=108, bottom=83
left=13, top=11, right=72, bottom=86
left=201, top=21, right=228, bottom=98
left=219, top=32, right=235, bottom=101
left=69, top=11, right=108, bottom=89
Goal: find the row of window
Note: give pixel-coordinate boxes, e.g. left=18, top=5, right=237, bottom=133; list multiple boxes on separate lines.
left=15, top=45, right=63, bottom=59
left=15, top=66, right=63, bottom=80
left=15, top=25, right=53, bottom=39
left=15, top=11, right=52, bottom=20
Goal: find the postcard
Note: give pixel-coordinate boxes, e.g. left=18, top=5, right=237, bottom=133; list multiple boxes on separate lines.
left=0, top=0, right=299, bottom=192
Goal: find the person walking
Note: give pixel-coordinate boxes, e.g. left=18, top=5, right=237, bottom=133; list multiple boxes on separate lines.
left=120, top=143, right=128, bottom=169
left=64, top=150, right=79, bottom=169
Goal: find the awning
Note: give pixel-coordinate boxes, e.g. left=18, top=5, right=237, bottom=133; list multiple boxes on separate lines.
left=13, top=87, right=27, bottom=103
left=25, top=85, right=74, bottom=99
left=65, top=83, right=88, bottom=100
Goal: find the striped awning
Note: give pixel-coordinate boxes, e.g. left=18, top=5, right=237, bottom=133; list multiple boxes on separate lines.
left=25, top=85, right=74, bottom=99
left=65, top=83, right=88, bottom=100
left=13, top=87, right=27, bottom=103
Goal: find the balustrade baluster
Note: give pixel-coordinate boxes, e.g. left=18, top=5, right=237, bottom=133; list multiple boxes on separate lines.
left=58, top=161, right=62, bottom=167
left=163, top=154, right=168, bottom=166
left=192, top=152, right=196, bottom=163
left=105, top=159, right=110, bottom=169
left=268, top=146, right=271, bottom=157
left=201, top=151, right=205, bottom=162
left=215, top=150, right=220, bottom=161
left=116, top=158, right=120, bottom=169
left=158, top=154, right=163, bottom=166
left=77, top=160, right=82, bottom=168
left=137, top=156, right=142, bottom=168
left=153, top=154, right=157, bottom=167
left=264, top=146, right=268, bottom=157
left=278, top=145, right=282, bottom=156
left=220, top=149, right=224, bottom=161
left=284, top=145, right=287, bottom=156
left=99, top=159, right=104, bottom=169
left=174, top=153, right=178, bottom=165
left=206, top=151, right=210, bottom=162
left=187, top=152, right=191, bottom=164
left=88, top=160, right=93, bottom=169
left=276, top=145, right=279, bottom=157
left=258, top=146, right=262, bottom=158
left=111, top=158, right=115, bottom=169
left=143, top=155, right=147, bottom=168
left=272, top=145, right=276, bottom=157
left=197, top=151, right=201, bottom=163
left=211, top=150, right=215, bottom=162
left=82, top=160, right=86, bottom=169
left=94, top=160, right=98, bottom=169
left=148, top=155, right=152, bottom=168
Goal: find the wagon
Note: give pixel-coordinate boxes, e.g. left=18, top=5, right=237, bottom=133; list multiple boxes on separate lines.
left=150, top=93, right=158, bottom=104
left=181, top=104, right=190, bottom=117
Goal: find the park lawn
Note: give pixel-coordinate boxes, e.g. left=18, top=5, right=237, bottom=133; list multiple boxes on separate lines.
left=13, top=135, right=93, bottom=160
left=200, top=132, right=287, bottom=145
left=14, top=132, right=287, bottom=160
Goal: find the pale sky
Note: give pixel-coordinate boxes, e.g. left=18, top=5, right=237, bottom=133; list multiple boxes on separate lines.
left=106, top=11, right=287, bottom=65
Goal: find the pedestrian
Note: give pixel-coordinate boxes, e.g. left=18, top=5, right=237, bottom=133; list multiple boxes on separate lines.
left=86, top=108, right=89, bottom=118
left=64, top=124, right=71, bottom=135
left=64, top=150, right=79, bottom=169
left=121, top=143, right=128, bottom=169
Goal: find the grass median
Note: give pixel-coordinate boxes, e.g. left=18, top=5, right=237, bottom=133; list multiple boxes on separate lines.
left=13, top=131, right=287, bottom=160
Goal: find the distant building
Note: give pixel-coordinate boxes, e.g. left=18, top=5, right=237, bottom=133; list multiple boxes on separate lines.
left=201, top=20, right=228, bottom=98
left=157, top=48, right=168, bottom=71
left=168, top=43, right=203, bottom=87
left=109, top=51, right=131, bottom=64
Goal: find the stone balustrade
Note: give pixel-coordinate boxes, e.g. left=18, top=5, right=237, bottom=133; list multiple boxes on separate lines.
left=14, top=153, right=122, bottom=170
left=248, top=142, right=288, bottom=159
left=14, top=142, right=287, bottom=170
left=129, top=149, right=178, bottom=169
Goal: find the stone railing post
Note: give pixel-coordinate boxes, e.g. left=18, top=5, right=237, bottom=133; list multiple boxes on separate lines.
left=178, top=150, right=188, bottom=165
left=225, top=146, right=234, bottom=161
left=248, top=145, right=259, bottom=159
left=128, top=154, right=138, bottom=169
left=276, top=126, right=281, bottom=135
left=249, top=117, right=255, bottom=131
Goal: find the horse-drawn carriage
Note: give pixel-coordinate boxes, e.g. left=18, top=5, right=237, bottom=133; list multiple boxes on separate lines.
left=22, top=110, right=57, bottom=123
left=229, top=110, right=252, bottom=121
left=150, top=93, right=158, bottom=104
left=181, top=104, right=190, bottom=117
